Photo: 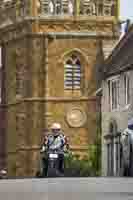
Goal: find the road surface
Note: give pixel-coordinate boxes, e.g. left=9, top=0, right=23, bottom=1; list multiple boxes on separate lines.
left=0, top=178, right=133, bottom=200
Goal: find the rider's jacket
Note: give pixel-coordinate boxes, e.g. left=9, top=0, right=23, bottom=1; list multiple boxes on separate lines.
left=45, top=132, right=66, bottom=151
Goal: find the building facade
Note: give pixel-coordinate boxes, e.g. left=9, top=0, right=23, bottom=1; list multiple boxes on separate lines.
left=0, top=0, right=119, bottom=177
left=101, top=25, right=133, bottom=176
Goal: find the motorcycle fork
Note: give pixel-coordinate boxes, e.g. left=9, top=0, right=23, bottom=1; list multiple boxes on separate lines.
left=49, top=159, right=57, bottom=168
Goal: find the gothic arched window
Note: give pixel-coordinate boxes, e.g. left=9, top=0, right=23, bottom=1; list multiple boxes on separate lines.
left=98, top=4, right=103, bottom=15
left=48, top=0, right=62, bottom=15
left=40, top=0, right=75, bottom=15
left=49, top=0, right=54, bottom=14
left=55, top=0, right=62, bottom=14
left=62, top=0, right=74, bottom=15
left=64, top=54, right=82, bottom=90
left=80, top=0, right=96, bottom=15
left=40, top=0, right=49, bottom=14
left=68, top=0, right=73, bottom=14
left=124, top=73, right=130, bottom=105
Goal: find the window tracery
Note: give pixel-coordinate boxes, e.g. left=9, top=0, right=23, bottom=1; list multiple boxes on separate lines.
left=39, top=0, right=117, bottom=17
left=68, top=0, right=73, bottom=14
left=39, top=0, right=74, bottom=15
left=102, top=0, right=117, bottom=16
left=48, top=0, right=54, bottom=14
left=80, top=0, right=96, bottom=16
left=64, top=54, right=82, bottom=90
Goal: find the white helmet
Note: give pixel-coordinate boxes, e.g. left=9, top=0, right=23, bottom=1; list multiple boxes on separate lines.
left=51, top=123, right=61, bottom=130
left=0, top=170, right=7, bottom=175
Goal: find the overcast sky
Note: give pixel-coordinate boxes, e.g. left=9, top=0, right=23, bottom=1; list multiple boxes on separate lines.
left=120, top=0, right=133, bottom=20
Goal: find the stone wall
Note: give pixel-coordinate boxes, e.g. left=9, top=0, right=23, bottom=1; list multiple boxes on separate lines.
left=0, top=0, right=120, bottom=176
left=3, top=34, right=98, bottom=177
left=102, top=70, right=133, bottom=176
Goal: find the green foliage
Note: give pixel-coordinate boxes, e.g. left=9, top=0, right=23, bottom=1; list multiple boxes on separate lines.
left=64, top=127, right=101, bottom=177
left=64, top=152, right=91, bottom=177
left=64, top=144, right=101, bottom=177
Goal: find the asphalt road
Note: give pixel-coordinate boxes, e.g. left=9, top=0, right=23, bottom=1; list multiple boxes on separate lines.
left=0, top=178, right=133, bottom=200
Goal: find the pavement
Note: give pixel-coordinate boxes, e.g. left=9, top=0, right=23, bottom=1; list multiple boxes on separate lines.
left=0, top=178, right=133, bottom=200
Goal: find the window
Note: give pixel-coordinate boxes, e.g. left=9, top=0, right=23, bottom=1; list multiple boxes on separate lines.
left=40, top=0, right=74, bottom=15
left=98, top=4, right=103, bottom=15
left=62, top=0, right=74, bottom=15
left=124, top=74, right=130, bottom=105
left=108, top=80, right=111, bottom=108
left=54, top=0, right=62, bottom=14
left=49, top=0, right=54, bottom=14
left=3, top=0, right=12, bottom=2
left=68, top=0, right=73, bottom=14
left=16, top=70, right=22, bottom=96
left=40, top=0, right=49, bottom=14
left=48, top=0, right=62, bottom=15
left=108, top=77, right=119, bottom=110
left=80, top=0, right=96, bottom=15
left=64, top=54, right=82, bottom=90
left=16, top=64, right=25, bottom=97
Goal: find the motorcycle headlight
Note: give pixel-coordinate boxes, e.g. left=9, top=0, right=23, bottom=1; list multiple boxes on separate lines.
left=49, top=154, right=58, bottom=158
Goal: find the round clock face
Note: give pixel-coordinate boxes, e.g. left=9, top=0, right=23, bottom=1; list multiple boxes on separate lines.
left=66, top=108, right=87, bottom=127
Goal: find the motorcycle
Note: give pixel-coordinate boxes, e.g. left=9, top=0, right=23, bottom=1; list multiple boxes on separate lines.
left=38, top=136, right=69, bottom=178
left=46, top=149, right=64, bottom=177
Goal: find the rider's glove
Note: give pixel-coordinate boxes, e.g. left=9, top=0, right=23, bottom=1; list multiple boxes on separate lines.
left=40, top=145, right=46, bottom=153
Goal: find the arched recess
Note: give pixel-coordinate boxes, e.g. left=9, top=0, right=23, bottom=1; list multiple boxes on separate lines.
left=109, top=119, right=117, bottom=135
left=107, top=119, right=120, bottom=176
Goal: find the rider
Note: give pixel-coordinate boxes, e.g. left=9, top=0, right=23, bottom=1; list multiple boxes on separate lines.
left=41, top=123, right=68, bottom=175
left=128, top=118, right=133, bottom=130
left=0, top=170, right=7, bottom=179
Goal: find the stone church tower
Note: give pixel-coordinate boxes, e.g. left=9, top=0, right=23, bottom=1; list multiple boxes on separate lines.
left=0, top=0, right=119, bottom=177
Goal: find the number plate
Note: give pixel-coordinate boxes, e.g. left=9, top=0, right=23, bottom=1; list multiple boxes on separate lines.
left=49, top=153, right=58, bottom=158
